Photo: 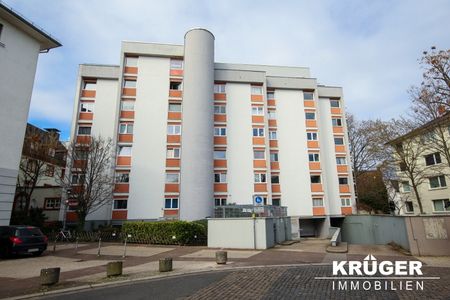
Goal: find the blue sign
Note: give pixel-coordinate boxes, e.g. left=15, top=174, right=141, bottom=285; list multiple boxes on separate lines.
left=255, top=196, right=263, bottom=204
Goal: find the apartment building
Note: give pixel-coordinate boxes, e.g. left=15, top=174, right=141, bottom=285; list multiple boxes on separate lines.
left=67, top=29, right=355, bottom=237
left=0, top=3, right=61, bottom=225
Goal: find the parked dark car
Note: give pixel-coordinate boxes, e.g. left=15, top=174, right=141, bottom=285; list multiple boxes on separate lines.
left=0, top=225, right=48, bottom=257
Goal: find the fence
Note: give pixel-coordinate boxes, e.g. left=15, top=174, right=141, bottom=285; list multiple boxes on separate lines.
left=214, top=205, right=287, bottom=218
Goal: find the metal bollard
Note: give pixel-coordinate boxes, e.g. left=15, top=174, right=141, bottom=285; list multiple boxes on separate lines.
left=159, top=257, right=173, bottom=272
left=74, top=237, right=79, bottom=254
left=216, top=251, right=228, bottom=264
left=40, top=267, right=60, bottom=286
left=53, top=239, right=57, bottom=252
left=106, top=261, right=123, bottom=277
left=97, top=238, right=102, bottom=256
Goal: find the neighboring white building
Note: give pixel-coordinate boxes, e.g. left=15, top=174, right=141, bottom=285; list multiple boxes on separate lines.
left=0, top=3, right=61, bottom=225
left=67, top=29, right=355, bottom=237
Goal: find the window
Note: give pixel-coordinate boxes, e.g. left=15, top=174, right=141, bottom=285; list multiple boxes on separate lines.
left=313, top=198, right=323, bottom=207
left=165, top=198, right=179, bottom=209
left=391, top=180, right=400, bottom=192
left=252, top=106, right=264, bottom=115
left=170, top=59, right=183, bottom=69
left=251, top=86, right=263, bottom=95
left=270, top=152, right=279, bottom=162
left=334, top=137, right=344, bottom=145
left=170, top=81, right=182, bottom=90
left=121, top=101, right=135, bottom=111
left=253, top=150, right=265, bottom=160
left=254, top=173, right=267, bottom=183
left=80, top=102, right=94, bottom=113
left=429, top=175, right=447, bottom=189
left=75, top=149, right=88, bottom=160
left=214, top=105, right=226, bottom=114
left=341, top=198, right=351, bottom=207
left=308, top=153, right=320, bottom=162
left=332, top=118, right=343, bottom=127
left=214, top=84, right=226, bottom=93
left=214, top=173, right=227, bottom=183
left=168, top=103, right=182, bottom=112
left=405, top=201, right=414, bottom=213
left=118, top=146, right=132, bottom=156
left=272, top=198, right=281, bottom=206
left=125, top=56, right=138, bottom=67
left=253, top=128, right=264, bottom=137
left=305, top=112, right=315, bottom=120
left=268, top=111, right=277, bottom=119
left=310, top=175, right=321, bottom=184
left=167, top=148, right=181, bottom=159
left=167, top=125, right=181, bottom=135
left=124, top=80, right=136, bottom=88
left=77, top=126, right=91, bottom=135
left=83, top=81, right=96, bottom=90
left=214, top=150, right=226, bottom=160
left=271, top=175, right=280, bottom=184
left=336, top=157, right=347, bottom=165
left=399, top=162, right=407, bottom=171
left=402, top=181, right=411, bottom=192
left=214, top=198, right=227, bottom=206
left=267, top=92, right=275, bottom=100
left=425, top=152, right=442, bottom=166
left=269, top=131, right=277, bottom=140
left=432, top=199, right=450, bottom=212
left=115, top=173, right=129, bottom=183
left=339, top=177, right=348, bottom=185
left=114, top=200, right=128, bottom=210
left=307, top=132, right=318, bottom=141
left=214, top=127, right=226, bottom=136
left=119, top=123, right=133, bottom=134
left=304, top=92, right=314, bottom=100
left=166, top=173, right=180, bottom=183
left=45, top=165, right=55, bottom=177
left=71, top=173, right=85, bottom=185
left=44, top=198, right=61, bottom=210
left=330, top=99, right=340, bottom=108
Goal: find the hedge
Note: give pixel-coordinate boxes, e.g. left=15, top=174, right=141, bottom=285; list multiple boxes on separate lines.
left=122, top=220, right=207, bottom=245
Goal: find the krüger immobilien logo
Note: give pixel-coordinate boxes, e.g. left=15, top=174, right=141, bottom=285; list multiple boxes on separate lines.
left=315, top=254, right=440, bottom=291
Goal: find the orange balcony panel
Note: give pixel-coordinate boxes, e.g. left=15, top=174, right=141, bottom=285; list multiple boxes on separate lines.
left=120, top=111, right=135, bottom=119
left=122, top=88, right=136, bottom=96
left=268, top=99, right=276, bottom=107
left=214, top=114, right=227, bottom=122
left=337, top=165, right=348, bottom=173
left=124, top=66, right=138, bottom=74
left=339, top=185, right=350, bottom=193
left=214, top=93, right=226, bottom=100
left=335, top=145, right=346, bottom=153
left=341, top=207, right=353, bottom=215
left=76, top=136, right=91, bottom=144
left=117, top=156, right=131, bottom=166
left=71, top=186, right=83, bottom=194
left=214, top=183, right=227, bottom=192
left=170, top=69, right=183, bottom=76
left=214, top=160, right=227, bottom=168
left=164, top=209, right=179, bottom=216
left=119, top=134, right=133, bottom=143
left=269, top=140, right=278, bottom=148
left=271, top=184, right=281, bottom=193
left=81, top=90, right=96, bottom=98
left=304, top=100, right=315, bottom=108
left=306, top=120, right=317, bottom=128
left=79, top=112, right=93, bottom=120
left=165, top=184, right=179, bottom=193
left=214, top=136, right=227, bottom=145
left=331, top=107, right=342, bottom=115
left=333, top=127, right=344, bottom=134
left=169, top=90, right=182, bottom=98
left=167, top=135, right=181, bottom=143
left=252, top=137, right=265, bottom=145
left=66, top=212, right=78, bottom=222
left=253, top=160, right=266, bottom=168
left=254, top=183, right=267, bottom=193
left=114, top=184, right=129, bottom=193
left=168, top=112, right=182, bottom=120
left=270, top=162, right=280, bottom=170
left=166, top=159, right=180, bottom=168
left=309, top=162, right=321, bottom=170
left=112, top=210, right=128, bottom=220
left=251, top=95, right=263, bottom=102
left=252, top=116, right=264, bottom=123
left=307, top=141, right=319, bottom=148
left=73, top=159, right=86, bottom=169
left=313, top=207, right=325, bottom=216
left=311, top=183, right=323, bottom=193
left=268, top=119, right=277, bottom=127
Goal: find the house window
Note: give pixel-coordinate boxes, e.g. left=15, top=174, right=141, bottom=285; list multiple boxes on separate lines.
left=402, top=181, right=411, bottom=192
left=165, top=173, right=180, bottom=183
left=313, top=198, right=323, bottom=207
left=83, top=81, right=96, bottom=90
left=77, top=126, right=91, bottom=135
left=113, top=199, right=128, bottom=210
left=71, top=174, right=85, bottom=185
left=432, top=199, right=450, bottom=212
left=429, top=175, right=447, bottom=189
left=165, top=198, right=179, bottom=209
left=167, top=148, right=181, bottom=159
left=425, top=152, right=442, bottom=166
left=214, top=198, right=227, bottom=206
left=253, top=150, right=265, bottom=160
left=399, top=162, right=407, bottom=171
left=75, top=149, right=88, bottom=160
left=253, top=128, right=264, bottom=137
left=121, top=101, right=135, bottom=111
left=214, top=127, right=227, bottom=136
left=214, top=150, right=226, bottom=160
left=118, top=146, right=132, bottom=156
left=310, top=175, right=321, bottom=184
left=254, top=173, right=267, bottom=183
left=80, top=102, right=94, bottom=113
left=124, top=80, right=137, bottom=88
left=214, top=84, right=226, bottom=93
left=45, top=165, right=55, bottom=177
left=308, top=153, right=320, bottom=162
left=44, top=198, right=61, bottom=210
left=125, top=56, right=138, bottom=67
left=332, top=118, right=343, bottom=127
left=252, top=106, right=264, bottom=115
left=267, top=92, right=275, bottom=100
left=271, top=175, right=280, bottom=184
left=305, top=112, right=316, bottom=120
left=115, top=173, right=129, bottom=183
left=330, top=99, right=340, bottom=108
left=268, top=111, right=277, bottom=119
left=272, top=198, right=281, bottom=206
left=214, top=173, right=227, bottom=183
left=341, top=198, right=351, bottom=207
left=339, top=177, right=348, bottom=185
left=168, top=103, right=182, bottom=112
left=405, top=201, right=414, bottom=213
left=269, top=131, right=277, bottom=140
left=307, top=132, right=318, bottom=141
left=214, top=105, right=226, bottom=114
left=391, top=180, right=400, bottom=192
left=336, top=157, right=347, bottom=165
left=167, top=125, right=181, bottom=135
left=270, top=153, right=279, bottom=162
left=334, top=137, right=344, bottom=145
left=251, top=86, right=263, bottom=95
left=170, top=59, right=183, bottom=69
left=304, top=92, right=314, bottom=100
left=119, top=123, right=133, bottom=134
left=170, top=81, right=182, bottom=90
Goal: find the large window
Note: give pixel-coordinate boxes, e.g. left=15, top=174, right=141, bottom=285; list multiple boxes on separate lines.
left=121, top=101, right=135, bottom=111
left=167, top=147, right=180, bottom=159
left=254, top=173, right=267, bottom=183
left=268, top=111, right=277, bottom=119
left=307, top=132, right=318, bottom=141
left=269, top=131, right=277, bottom=140
left=214, top=173, right=227, bottom=183
left=308, top=153, right=320, bottom=162
left=214, top=84, right=226, bottom=93
left=402, top=181, right=411, bottom=192
left=214, top=105, right=226, bottom=114
left=305, top=112, right=316, bottom=120
left=272, top=198, right=281, bottom=206
left=338, top=177, right=349, bottom=185
left=114, top=200, right=128, bottom=210
left=341, top=198, right=351, bottom=207
left=115, top=173, right=129, bottom=183
left=252, top=106, right=264, bottom=115
left=251, top=86, right=263, bottom=95
left=310, top=175, right=321, bottom=184
left=44, top=198, right=61, bottom=210
left=214, top=150, right=226, bottom=160
left=330, top=99, right=340, bottom=108
left=429, top=175, right=447, bottom=189
left=433, top=199, right=450, bottom=212
left=125, top=56, right=138, bottom=67
left=270, top=153, right=279, bottom=162
left=71, top=173, right=85, bottom=185
left=168, top=103, right=182, bottom=112
left=304, top=92, right=314, bottom=100
left=332, top=118, right=343, bottom=127
left=271, top=175, right=280, bottom=184
left=170, top=59, right=183, bottom=69
left=118, top=146, right=132, bottom=156
left=253, top=128, right=264, bottom=137
left=253, top=150, right=265, bottom=160
left=336, top=157, right=347, bottom=165
left=214, top=127, right=227, bottom=136
left=165, top=173, right=180, bottom=183
left=165, top=198, right=179, bottom=209
left=313, top=198, right=323, bottom=207
left=119, top=123, right=133, bottom=134
left=425, top=152, right=442, bottom=166
left=83, top=81, right=96, bottom=90
left=215, top=198, right=227, bottom=206
left=334, top=137, right=344, bottom=145
left=267, top=92, right=275, bottom=100
left=170, top=81, right=182, bottom=90
left=77, top=126, right=91, bottom=135
left=80, top=102, right=94, bottom=113
left=405, top=201, right=414, bottom=213
left=123, top=80, right=136, bottom=88
left=167, top=125, right=181, bottom=135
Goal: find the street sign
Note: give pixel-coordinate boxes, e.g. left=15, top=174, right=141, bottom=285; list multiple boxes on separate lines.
left=254, top=195, right=263, bottom=206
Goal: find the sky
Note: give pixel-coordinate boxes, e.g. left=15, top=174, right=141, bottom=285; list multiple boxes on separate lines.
left=5, top=0, right=450, bottom=140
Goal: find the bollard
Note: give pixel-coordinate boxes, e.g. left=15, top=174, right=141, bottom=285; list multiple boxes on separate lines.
left=106, top=261, right=123, bottom=277
left=74, top=237, right=79, bottom=254
left=40, top=267, right=60, bottom=286
left=159, top=257, right=173, bottom=272
left=216, top=251, right=227, bottom=264
left=53, top=240, right=57, bottom=252
left=97, top=238, right=102, bottom=256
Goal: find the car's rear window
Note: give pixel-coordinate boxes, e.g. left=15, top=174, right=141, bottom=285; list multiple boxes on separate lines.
left=16, top=228, right=43, bottom=236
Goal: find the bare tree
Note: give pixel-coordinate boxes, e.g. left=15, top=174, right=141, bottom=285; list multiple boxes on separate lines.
left=59, top=136, right=115, bottom=231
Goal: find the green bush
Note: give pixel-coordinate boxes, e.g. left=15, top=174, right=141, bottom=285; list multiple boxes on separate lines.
left=122, top=220, right=207, bottom=245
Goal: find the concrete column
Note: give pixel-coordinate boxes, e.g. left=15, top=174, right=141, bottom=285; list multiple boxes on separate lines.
left=179, top=29, right=215, bottom=221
